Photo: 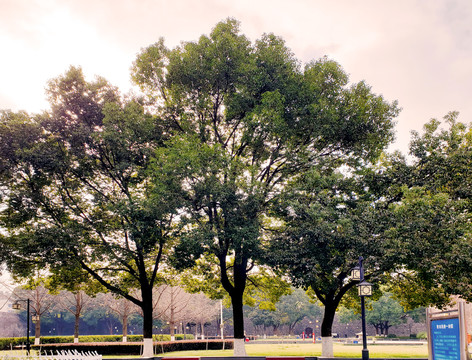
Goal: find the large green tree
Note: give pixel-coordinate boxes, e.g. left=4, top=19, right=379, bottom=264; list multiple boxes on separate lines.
left=268, top=167, right=397, bottom=356
left=132, top=18, right=398, bottom=355
left=339, top=293, right=406, bottom=336
left=0, top=67, right=177, bottom=357
left=385, top=113, right=472, bottom=308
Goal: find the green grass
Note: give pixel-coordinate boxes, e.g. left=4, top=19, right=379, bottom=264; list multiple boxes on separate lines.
left=1, top=342, right=429, bottom=358
left=161, top=343, right=429, bottom=358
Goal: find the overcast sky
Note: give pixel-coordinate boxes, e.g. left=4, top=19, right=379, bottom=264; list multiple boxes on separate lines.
left=1, top=0, right=471, bottom=155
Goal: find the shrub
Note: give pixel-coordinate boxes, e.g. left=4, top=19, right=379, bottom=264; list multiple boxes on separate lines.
left=0, top=337, right=32, bottom=351
left=417, top=331, right=427, bottom=339
left=32, top=340, right=233, bottom=356
left=41, top=336, right=74, bottom=344
left=0, top=335, right=204, bottom=353
left=33, top=342, right=143, bottom=355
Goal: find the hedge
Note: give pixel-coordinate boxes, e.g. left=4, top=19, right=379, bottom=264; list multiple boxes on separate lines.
left=0, top=334, right=194, bottom=351
left=0, top=337, right=32, bottom=351
left=31, top=340, right=233, bottom=355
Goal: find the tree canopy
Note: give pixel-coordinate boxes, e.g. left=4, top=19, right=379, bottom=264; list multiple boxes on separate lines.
left=267, top=163, right=399, bottom=356
left=385, top=113, right=472, bottom=308
left=0, top=67, right=177, bottom=356
left=131, top=18, right=398, bottom=355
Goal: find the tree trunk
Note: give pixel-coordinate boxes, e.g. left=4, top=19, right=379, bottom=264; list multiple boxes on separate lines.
left=74, top=313, right=80, bottom=343
left=219, top=251, right=248, bottom=356
left=313, top=283, right=355, bottom=358
left=231, top=292, right=247, bottom=356
left=321, top=303, right=336, bottom=337
left=141, top=286, right=154, bottom=358
left=34, top=320, right=40, bottom=345
left=321, top=302, right=336, bottom=357
left=169, top=288, right=175, bottom=341
left=232, top=293, right=245, bottom=339
left=374, top=324, right=380, bottom=336
left=122, top=313, right=128, bottom=342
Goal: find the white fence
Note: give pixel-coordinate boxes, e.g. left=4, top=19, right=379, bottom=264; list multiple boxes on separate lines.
left=1, top=350, right=102, bottom=360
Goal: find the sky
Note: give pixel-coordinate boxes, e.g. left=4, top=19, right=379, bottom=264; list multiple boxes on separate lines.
left=1, top=0, right=471, bottom=155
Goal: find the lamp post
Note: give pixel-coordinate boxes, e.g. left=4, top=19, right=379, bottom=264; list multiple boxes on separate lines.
left=220, top=300, right=224, bottom=340
left=12, top=299, right=31, bottom=354
left=351, top=256, right=372, bottom=360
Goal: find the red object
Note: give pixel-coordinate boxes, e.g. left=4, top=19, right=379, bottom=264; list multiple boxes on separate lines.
left=313, top=333, right=316, bottom=343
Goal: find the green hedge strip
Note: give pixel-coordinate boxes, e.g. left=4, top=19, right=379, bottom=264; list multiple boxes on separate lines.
left=0, top=334, right=197, bottom=351
left=32, top=340, right=233, bottom=355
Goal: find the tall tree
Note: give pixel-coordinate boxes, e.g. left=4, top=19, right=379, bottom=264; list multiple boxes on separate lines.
left=386, top=113, right=472, bottom=307
left=59, top=290, right=92, bottom=343
left=13, top=282, right=55, bottom=345
left=0, top=67, right=178, bottom=357
left=47, top=264, right=103, bottom=343
left=268, top=168, right=397, bottom=356
left=132, top=18, right=398, bottom=355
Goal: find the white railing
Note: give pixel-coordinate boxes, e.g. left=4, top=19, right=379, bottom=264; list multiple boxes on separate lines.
left=1, top=350, right=102, bottom=360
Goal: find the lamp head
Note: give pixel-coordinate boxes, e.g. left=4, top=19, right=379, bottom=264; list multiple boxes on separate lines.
left=351, top=266, right=361, bottom=281
left=358, top=281, right=373, bottom=297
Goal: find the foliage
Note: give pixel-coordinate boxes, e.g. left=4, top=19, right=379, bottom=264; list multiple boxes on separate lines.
left=0, top=337, right=33, bottom=351
left=273, top=288, right=322, bottom=334
left=132, top=18, right=398, bottom=343
left=417, top=331, right=427, bottom=339
left=1, top=18, right=400, bottom=352
left=0, top=67, right=177, bottom=346
left=268, top=166, right=397, bottom=340
left=365, top=293, right=406, bottom=335
left=385, top=113, right=472, bottom=307
left=245, top=288, right=322, bottom=335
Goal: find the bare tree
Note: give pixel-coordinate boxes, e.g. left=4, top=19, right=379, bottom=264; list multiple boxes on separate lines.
left=185, top=293, right=219, bottom=339
left=14, top=284, right=55, bottom=345
left=156, top=286, right=192, bottom=341
left=99, top=292, right=140, bottom=342
left=58, top=290, right=93, bottom=343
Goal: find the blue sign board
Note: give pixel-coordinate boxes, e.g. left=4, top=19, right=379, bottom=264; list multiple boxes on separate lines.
left=431, top=318, right=461, bottom=360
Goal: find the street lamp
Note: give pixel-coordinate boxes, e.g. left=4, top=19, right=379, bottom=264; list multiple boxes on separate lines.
left=11, top=299, right=31, bottom=354
left=351, top=256, right=372, bottom=360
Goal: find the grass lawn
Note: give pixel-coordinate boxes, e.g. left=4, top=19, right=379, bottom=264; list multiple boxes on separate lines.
left=0, top=342, right=429, bottom=358
left=160, top=342, right=429, bottom=358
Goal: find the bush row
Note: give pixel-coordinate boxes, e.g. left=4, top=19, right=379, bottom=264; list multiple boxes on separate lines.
left=32, top=339, right=233, bottom=355
left=373, top=332, right=427, bottom=340
left=0, top=334, right=195, bottom=351
left=0, top=337, right=32, bottom=351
